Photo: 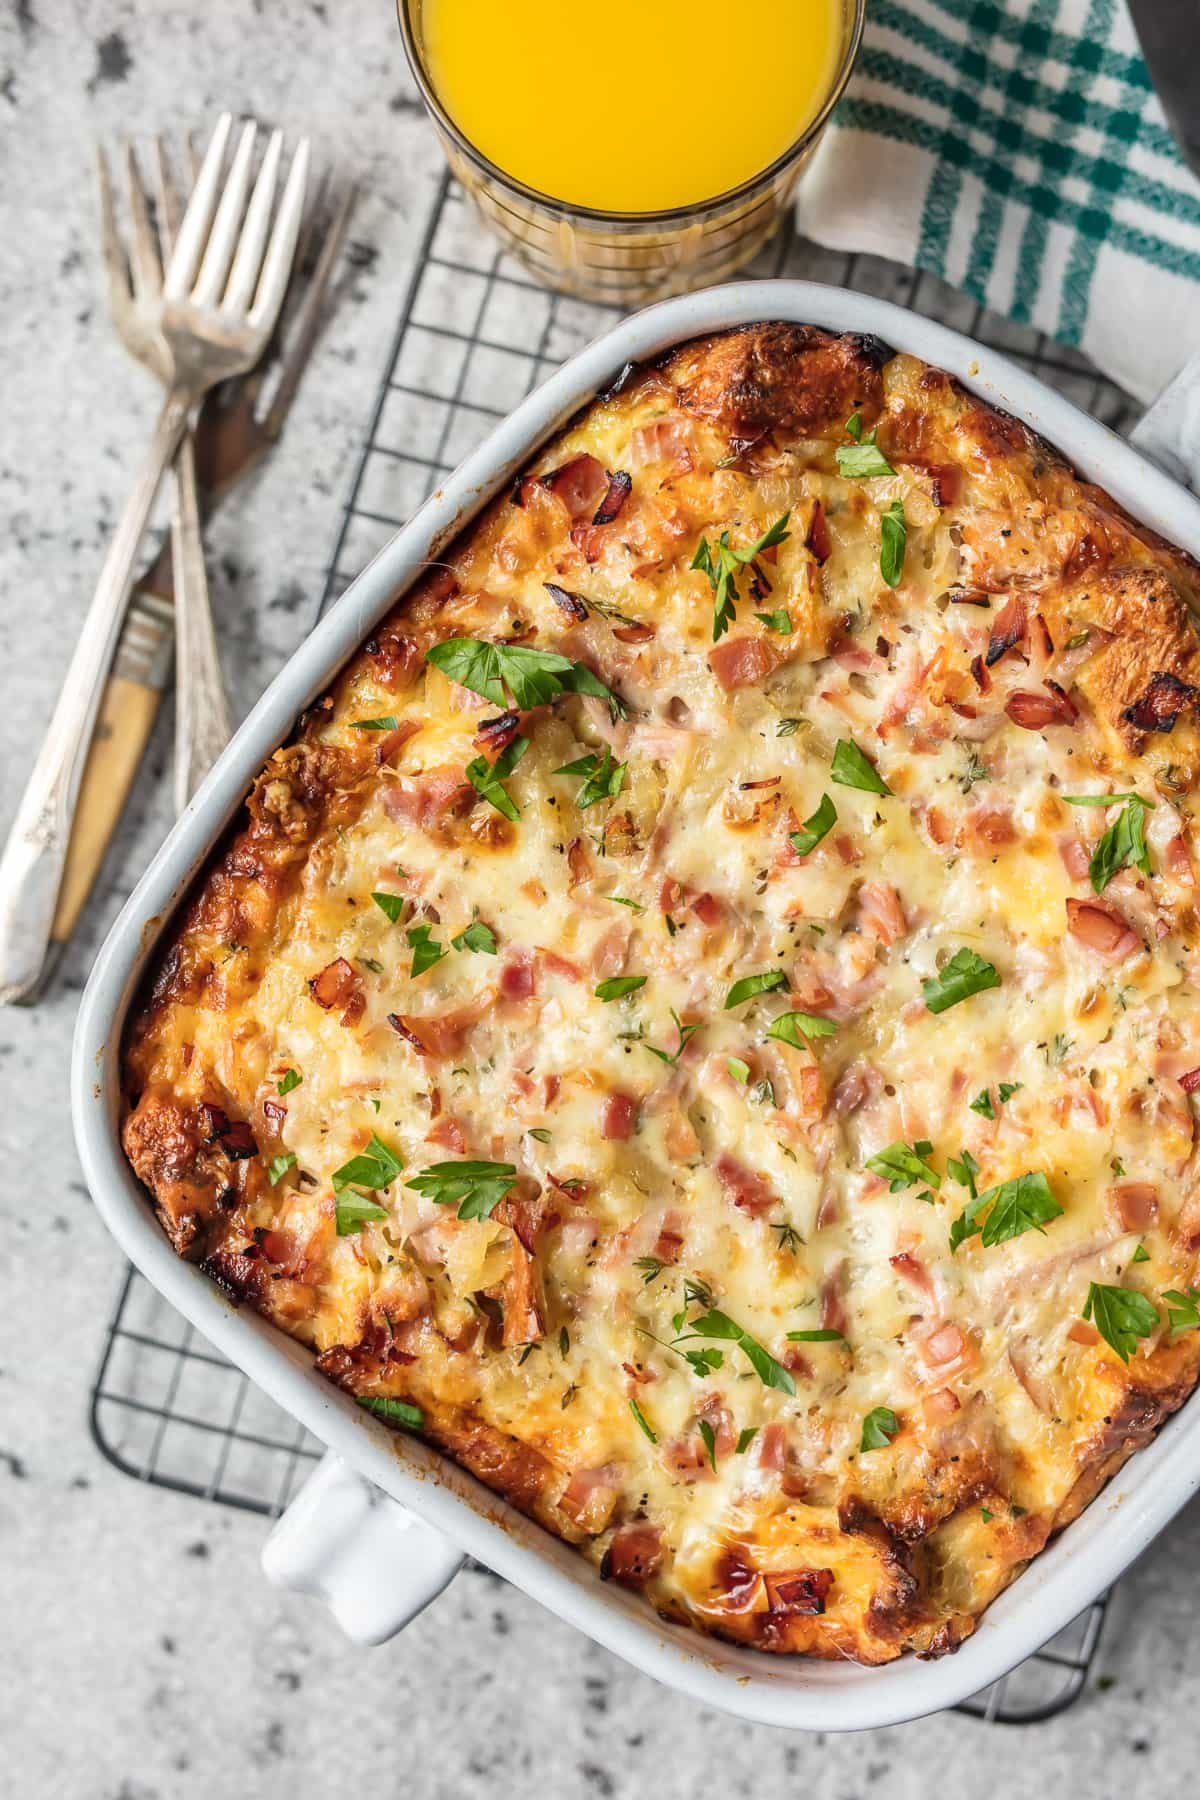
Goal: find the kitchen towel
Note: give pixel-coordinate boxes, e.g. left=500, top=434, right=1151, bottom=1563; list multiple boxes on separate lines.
left=794, top=0, right=1200, bottom=402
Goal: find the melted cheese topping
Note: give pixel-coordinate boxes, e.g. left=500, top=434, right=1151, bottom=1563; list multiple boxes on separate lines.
left=123, top=327, right=1200, bottom=1664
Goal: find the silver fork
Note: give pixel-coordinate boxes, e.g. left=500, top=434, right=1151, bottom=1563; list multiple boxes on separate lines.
left=99, top=133, right=234, bottom=818
left=0, top=113, right=310, bottom=1005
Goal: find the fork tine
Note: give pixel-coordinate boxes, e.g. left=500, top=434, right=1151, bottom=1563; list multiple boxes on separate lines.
left=191, top=119, right=258, bottom=308
left=221, top=127, right=282, bottom=316
left=123, top=141, right=161, bottom=300
left=247, top=137, right=311, bottom=339
left=260, top=180, right=356, bottom=439
left=164, top=111, right=233, bottom=302
left=151, top=135, right=182, bottom=266
left=96, top=144, right=132, bottom=315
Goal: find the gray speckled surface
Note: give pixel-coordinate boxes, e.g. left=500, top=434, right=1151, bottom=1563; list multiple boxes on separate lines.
left=2, top=5, right=1199, bottom=1795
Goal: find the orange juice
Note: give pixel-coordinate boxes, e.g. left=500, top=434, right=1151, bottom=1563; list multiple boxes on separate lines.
left=420, top=0, right=844, bottom=213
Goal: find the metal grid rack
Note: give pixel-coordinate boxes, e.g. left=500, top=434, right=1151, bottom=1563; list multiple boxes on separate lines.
left=91, top=167, right=1133, bottom=1721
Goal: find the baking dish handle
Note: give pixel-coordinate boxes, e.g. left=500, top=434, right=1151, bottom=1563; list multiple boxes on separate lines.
left=1131, top=350, right=1200, bottom=492
left=261, top=1453, right=465, bottom=1644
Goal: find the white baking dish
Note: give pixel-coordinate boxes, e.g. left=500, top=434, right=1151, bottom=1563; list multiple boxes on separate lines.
left=72, top=280, right=1200, bottom=1730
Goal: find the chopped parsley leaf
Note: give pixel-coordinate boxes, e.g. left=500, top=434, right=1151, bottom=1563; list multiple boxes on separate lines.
left=335, top=1192, right=389, bottom=1235
left=1163, top=1286, right=1200, bottom=1332
left=922, top=947, right=1000, bottom=1014
left=643, top=1008, right=701, bottom=1066
left=452, top=919, right=498, bottom=955
left=406, top=1159, right=519, bottom=1221
left=596, top=974, right=647, bottom=1002
left=466, top=734, right=530, bottom=822
left=949, top=1170, right=1063, bottom=1253
left=725, top=969, right=789, bottom=1009
left=831, top=737, right=892, bottom=795
left=277, top=1068, right=301, bottom=1097
left=331, top=1134, right=403, bottom=1195
left=407, top=922, right=447, bottom=978
left=371, top=891, right=406, bottom=923
left=691, top=512, right=791, bottom=642
left=698, top=1418, right=718, bottom=1471
left=1083, top=1282, right=1158, bottom=1362
left=788, top=793, right=837, bottom=857
left=425, top=637, right=625, bottom=721
left=859, top=1406, right=900, bottom=1451
left=267, top=1152, right=297, bottom=1186
left=555, top=746, right=627, bottom=809
left=766, top=1011, right=837, bottom=1049
left=677, top=1307, right=796, bottom=1395
left=358, top=1397, right=423, bottom=1428
left=866, top=1139, right=941, bottom=1193
left=879, top=499, right=906, bottom=587
left=629, top=1398, right=657, bottom=1444
left=349, top=714, right=399, bottom=732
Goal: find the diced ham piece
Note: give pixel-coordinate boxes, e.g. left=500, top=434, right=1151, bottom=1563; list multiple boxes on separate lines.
left=631, top=417, right=693, bottom=474
left=921, top=1387, right=961, bottom=1424
left=1180, top=1068, right=1200, bottom=1095
left=1058, top=835, right=1091, bottom=881
left=654, top=1217, right=685, bottom=1264
left=602, top=1523, right=663, bottom=1588
left=820, top=1263, right=847, bottom=1338
left=985, top=597, right=1027, bottom=667
left=541, top=453, right=608, bottom=519
left=1107, top=1182, right=1159, bottom=1231
left=308, top=958, right=365, bottom=1027
left=374, top=719, right=422, bottom=766
left=1005, top=687, right=1078, bottom=729
left=593, top=469, right=633, bottom=526
left=1066, top=897, right=1142, bottom=962
left=763, top=1568, right=835, bottom=1616
left=912, top=1322, right=978, bottom=1379
left=500, top=1239, right=546, bottom=1346
left=890, top=1252, right=935, bottom=1299
left=558, top=1464, right=621, bottom=1533
left=473, top=710, right=523, bottom=756
left=925, top=461, right=962, bottom=507
left=426, top=1115, right=467, bottom=1154
left=382, top=765, right=474, bottom=834
left=499, top=950, right=537, bottom=1000
left=806, top=501, right=832, bottom=564
left=714, top=1153, right=775, bottom=1217
left=1068, top=1319, right=1100, bottom=1347
left=387, top=995, right=491, bottom=1058
left=858, top=882, right=908, bottom=945
left=697, top=1394, right=737, bottom=1458
left=708, top=635, right=779, bottom=691
left=661, top=1436, right=712, bottom=1483
left=603, top=1092, right=638, bottom=1139
left=756, top=1422, right=788, bottom=1471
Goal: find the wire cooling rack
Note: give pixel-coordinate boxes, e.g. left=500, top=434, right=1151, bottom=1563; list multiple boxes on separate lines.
left=92, top=168, right=1133, bottom=1721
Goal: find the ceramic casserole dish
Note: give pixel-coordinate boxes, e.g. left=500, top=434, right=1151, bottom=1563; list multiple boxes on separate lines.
left=73, top=279, right=1200, bottom=1730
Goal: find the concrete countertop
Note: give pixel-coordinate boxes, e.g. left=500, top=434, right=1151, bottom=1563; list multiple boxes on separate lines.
left=2, top=4, right=1197, bottom=1794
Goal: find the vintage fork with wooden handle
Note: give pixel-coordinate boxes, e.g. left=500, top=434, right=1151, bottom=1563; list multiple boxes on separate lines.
left=43, top=173, right=356, bottom=969
left=0, top=112, right=309, bottom=1006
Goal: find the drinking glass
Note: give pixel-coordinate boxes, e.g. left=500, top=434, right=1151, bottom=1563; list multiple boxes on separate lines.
left=397, top=0, right=865, bottom=305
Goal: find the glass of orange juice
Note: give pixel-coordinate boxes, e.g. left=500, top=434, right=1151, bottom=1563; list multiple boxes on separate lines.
left=397, top=0, right=864, bottom=304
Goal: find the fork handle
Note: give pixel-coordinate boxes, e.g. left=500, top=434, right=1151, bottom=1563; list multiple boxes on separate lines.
left=171, top=431, right=231, bottom=813
left=0, top=388, right=190, bottom=1004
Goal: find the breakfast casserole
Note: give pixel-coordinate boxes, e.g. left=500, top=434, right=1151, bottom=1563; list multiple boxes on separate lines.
left=122, top=323, right=1200, bottom=1663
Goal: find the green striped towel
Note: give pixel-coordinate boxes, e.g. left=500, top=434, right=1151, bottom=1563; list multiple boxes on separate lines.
left=794, top=0, right=1200, bottom=402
